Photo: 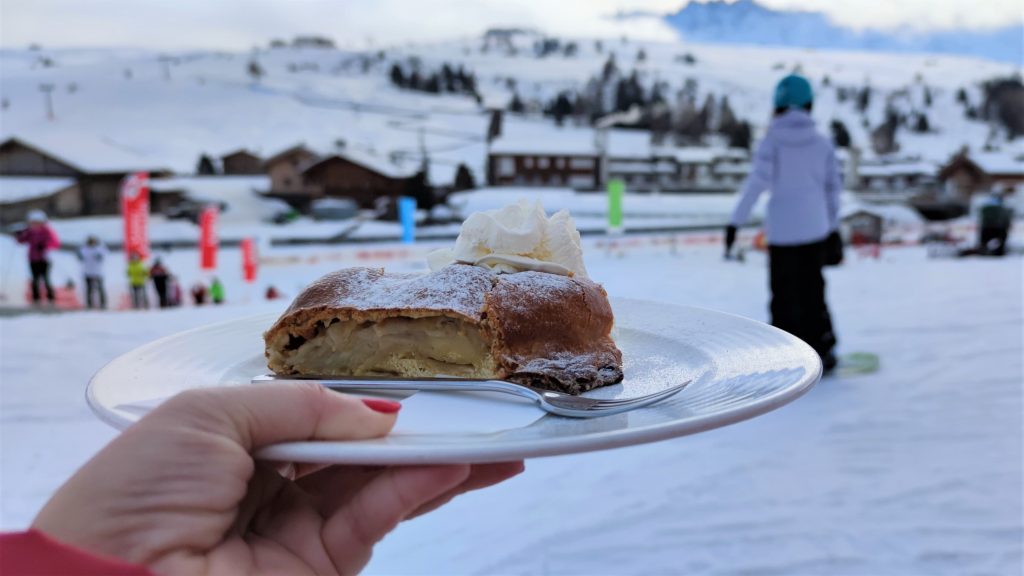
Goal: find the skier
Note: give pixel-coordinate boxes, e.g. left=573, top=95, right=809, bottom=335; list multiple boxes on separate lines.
left=149, top=258, right=171, bottom=308
left=126, top=253, right=149, bottom=310
left=168, top=275, right=183, bottom=307
left=977, top=187, right=1013, bottom=256
left=191, top=282, right=208, bottom=306
left=15, top=210, right=60, bottom=306
left=210, top=277, right=225, bottom=305
left=725, top=74, right=842, bottom=373
left=77, top=235, right=108, bottom=309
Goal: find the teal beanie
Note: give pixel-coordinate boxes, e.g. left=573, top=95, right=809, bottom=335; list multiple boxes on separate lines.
left=774, top=74, right=814, bottom=109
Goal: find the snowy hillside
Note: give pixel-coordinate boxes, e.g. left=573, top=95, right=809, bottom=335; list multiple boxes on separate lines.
left=1, top=35, right=1020, bottom=186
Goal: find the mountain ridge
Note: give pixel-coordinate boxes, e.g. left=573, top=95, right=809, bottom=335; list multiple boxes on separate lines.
left=637, top=0, right=1024, bottom=64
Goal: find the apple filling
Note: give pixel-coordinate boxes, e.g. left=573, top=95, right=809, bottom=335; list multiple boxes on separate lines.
left=269, top=315, right=495, bottom=378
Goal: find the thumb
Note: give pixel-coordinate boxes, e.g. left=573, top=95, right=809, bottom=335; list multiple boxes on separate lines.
left=151, top=383, right=398, bottom=451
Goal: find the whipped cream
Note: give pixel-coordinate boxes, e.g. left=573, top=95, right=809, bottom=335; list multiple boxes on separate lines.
left=428, top=200, right=588, bottom=277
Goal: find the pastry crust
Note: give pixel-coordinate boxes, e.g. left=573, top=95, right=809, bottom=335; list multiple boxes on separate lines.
left=264, top=265, right=623, bottom=394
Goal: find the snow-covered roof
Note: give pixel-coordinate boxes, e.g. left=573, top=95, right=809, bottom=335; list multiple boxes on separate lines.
left=1, top=134, right=169, bottom=174
left=148, top=175, right=271, bottom=195
left=0, top=177, right=76, bottom=204
left=606, top=129, right=651, bottom=159
left=714, top=162, right=751, bottom=175
left=858, top=161, right=938, bottom=178
left=970, top=152, right=1024, bottom=176
left=656, top=146, right=717, bottom=164
left=841, top=203, right=924, bottom=224
left=489, top=124, right=597, bottom=156
left=303, top=148, right=420, bottom=179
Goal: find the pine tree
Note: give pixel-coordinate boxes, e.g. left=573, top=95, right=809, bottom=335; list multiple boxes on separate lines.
left=247, top=60, right=265, bottom=84
left=636, top=48, right=647, bottom=62
left=423, top=74, right=441, bottom=94
left=389, top=63, right=406, bottom=88
left=728, top=121, right=752, bottom=150
left=441, top=63, right=456, bottom=92
left=454, top=163, right=476, bottom=191
left=552, top=92, right=573, bottom=126
left=914, top=113, right=930, bottom=133
left=196, top=154, right=217, bottom=175
left=509, top=92, right=526, bottom=114
left=830, top=119, right=852, bottom=148
left=923, top=86, right=933, bottom=107
left=602, top=53, right=618, bottom=81
left=956, top=87, right=969, bottom=105
left=856, top=86, right=871, bottom=113
left=717, top=96, right=738, bottom=134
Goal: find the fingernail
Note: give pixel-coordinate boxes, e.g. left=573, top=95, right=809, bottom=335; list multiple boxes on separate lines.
left=362, top=398, right=402, bottom=414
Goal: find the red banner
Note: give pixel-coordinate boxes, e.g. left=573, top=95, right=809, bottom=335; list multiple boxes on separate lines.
left=241, top=237, right=257, bottom=282
left=199, top=205, right=219, bottom=271
left=120, top=172, right=150, bottom=261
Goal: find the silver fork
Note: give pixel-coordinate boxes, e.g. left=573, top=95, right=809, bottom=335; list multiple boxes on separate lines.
left=251, top=375, right=691, bottom=418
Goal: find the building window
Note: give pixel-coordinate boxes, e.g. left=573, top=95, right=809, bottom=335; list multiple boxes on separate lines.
left=498, top=157, right=515, bottom=177
left=569, top=157, right=594, bottom=170
left=524, top=157, right=534, bottom=169
left=569, top=174, right=595, bottom=189
left=538, top=157, right=550, bottom=169
left=556, top=158, right=565, bottom=169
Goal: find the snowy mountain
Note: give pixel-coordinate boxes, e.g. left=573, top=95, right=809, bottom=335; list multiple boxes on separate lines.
left=657, top=0, right=1023, bottom=64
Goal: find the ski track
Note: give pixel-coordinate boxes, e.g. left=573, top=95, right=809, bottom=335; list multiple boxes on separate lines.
left=0, top=242, right=1021, bottom=575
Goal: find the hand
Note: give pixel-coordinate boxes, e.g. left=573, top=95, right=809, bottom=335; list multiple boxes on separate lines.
left=724, top=225, right=737, bottom=258
left=33, top=384, right=524, bottom=575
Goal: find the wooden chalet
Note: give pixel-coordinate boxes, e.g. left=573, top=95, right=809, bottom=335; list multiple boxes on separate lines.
left=220, top=149, right=263, bottom=175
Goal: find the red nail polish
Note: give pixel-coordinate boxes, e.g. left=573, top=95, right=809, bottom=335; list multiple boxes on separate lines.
left=362, top=398, right=402, bottom=414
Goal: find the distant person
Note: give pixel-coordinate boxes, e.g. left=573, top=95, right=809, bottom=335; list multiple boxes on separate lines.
left=210, top=277, right=225, bottom=305
left=149, top=258, right=171, bottom=308
left=168, top=275, right=183, bottom=307
left=978, top=188, right=1013, bottom=256
left=265, top=285, right=281, bottom=300
left=191, top=282, right=208, bottom=306
left=126, top=254, right=149, bottom=310
left=15, top=210, right=60, bottom=306
left=725, top=74, right=842, bottom=373
left=77, top=235, right=108, bottom=309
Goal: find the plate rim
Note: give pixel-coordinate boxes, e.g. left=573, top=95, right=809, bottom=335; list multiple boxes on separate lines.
left=87, top=299, right=822, bottom=463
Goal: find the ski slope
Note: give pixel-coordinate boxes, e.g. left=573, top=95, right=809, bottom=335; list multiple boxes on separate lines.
left=1, top=36, right=1019, bottom=189
left=0, top=235, right=1021, bottom=575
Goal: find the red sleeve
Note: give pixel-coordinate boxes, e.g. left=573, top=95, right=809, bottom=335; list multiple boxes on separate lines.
left=0, top=530, right=152, bottom=575
left=47, top=227, right=61, bottom=249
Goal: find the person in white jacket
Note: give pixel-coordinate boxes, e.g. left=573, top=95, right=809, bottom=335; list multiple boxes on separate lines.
left=77, top=235, right=108, bottom=309
left=725, top=74, right=842, bottom=373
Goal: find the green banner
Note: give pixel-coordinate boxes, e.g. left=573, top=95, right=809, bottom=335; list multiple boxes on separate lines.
left=608, top=178, right=624, bottom=231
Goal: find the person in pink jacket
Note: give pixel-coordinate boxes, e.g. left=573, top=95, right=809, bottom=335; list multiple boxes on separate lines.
left=15, top=209, right=60, bottom=305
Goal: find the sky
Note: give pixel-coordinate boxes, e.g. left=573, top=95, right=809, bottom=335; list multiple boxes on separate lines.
left=1, top=0, right=1020, bottom=51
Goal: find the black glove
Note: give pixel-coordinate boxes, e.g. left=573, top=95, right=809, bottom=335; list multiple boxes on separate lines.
left=824, top=230, right=844, bottom=266
left=724, top=225, right=737, bottom=258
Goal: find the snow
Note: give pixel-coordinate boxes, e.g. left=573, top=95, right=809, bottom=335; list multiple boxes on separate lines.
left=857, top=160, right=939, bottom=178
left=147, top=175, right=286, bottom=223
left=970, top=152, right=1024, bottom=176
left=1, top=234, right=1021, bottom=575
left=449, top=186, right=769, bottom=225
left=490, top=122, right=597, bottom=156
left=0, top=38, right=1018, bottom=189
left=1, top=134, right=169, bottom=174
left=0, top=177, right=75, bottom=204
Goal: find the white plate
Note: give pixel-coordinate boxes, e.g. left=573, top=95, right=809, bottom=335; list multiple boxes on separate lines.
left=87, top=299, right=821, bottom=464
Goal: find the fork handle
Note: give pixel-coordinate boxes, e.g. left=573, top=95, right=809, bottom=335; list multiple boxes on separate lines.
left=251, top=375, right=542, bottom=403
